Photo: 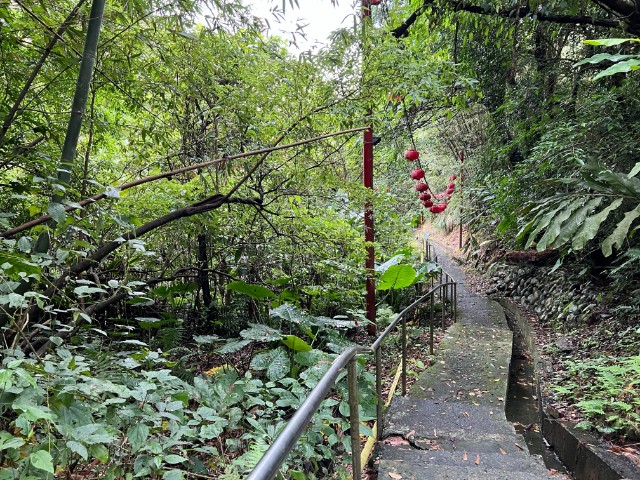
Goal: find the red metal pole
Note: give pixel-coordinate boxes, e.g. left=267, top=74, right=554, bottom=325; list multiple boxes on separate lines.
left=459, top=150, right=464, bottom=249
left=364, top=128, right=376, bottom=335
left=362, top=0, right=376, bottom=335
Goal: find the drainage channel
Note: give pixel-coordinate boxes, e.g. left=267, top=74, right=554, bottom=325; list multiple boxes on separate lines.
left=504, top=308, right=570, bottom=475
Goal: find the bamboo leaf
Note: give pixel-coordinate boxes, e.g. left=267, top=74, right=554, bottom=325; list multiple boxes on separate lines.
left=601, top=204, right=640, bottom=257
left=628, top=162, right=640, bottom=178
left=572, top=198, right=624, bottom=251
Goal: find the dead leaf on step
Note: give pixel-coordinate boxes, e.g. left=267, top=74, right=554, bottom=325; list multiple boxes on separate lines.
left=405, top=430, right=415, bottom=439
left=382, top=436, right=409, bottom=446
left=462, top=451, right=467, bottom=461
left=499, top=448, right=507, bottom=455
left=609, top=445, right=640, bottom=467
left=389, top=473, right=402, bottom=479
left=475, top=454, right=480, bottom=465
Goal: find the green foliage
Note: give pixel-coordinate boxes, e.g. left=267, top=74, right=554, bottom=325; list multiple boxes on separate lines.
left=578, top=38, right=640, bottom=80
left=0, top=333, right=366, bottom=478
left=552, top=355, right=640, bottom=439
left=517, top=162, right=640, bottom=256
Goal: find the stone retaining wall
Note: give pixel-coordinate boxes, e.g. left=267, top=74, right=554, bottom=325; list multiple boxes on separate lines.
left=485, top=263, right=603, bottom=330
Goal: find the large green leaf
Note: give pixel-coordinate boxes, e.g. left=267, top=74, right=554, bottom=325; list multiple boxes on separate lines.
left=572, top=198, right=624, bottom=251
left=525, top=199, right=574, bottom=249
left=226, top=280, right=275, bottom=300
left=628, top=162, right=640, bottom=178
left=29, top=450, right=54, bottom=473
left=536, top=198, right=585, bottom=251
left=550, top=197, right=603, bottom=249
left=375, top=254, right=404, bottom=273
left=377, top=264, right=417, bottom=291
left=240, top=324, right=282, bottom=342
left=602, top=204, right=640, bottom=257
left=217, top=339, right=252, bottom=354
left=594, top=59, right=640, bottom=80
left=0, top=432, right=25, bottom=451
left=127, top=423, right=149, bottom=453
left=281, top=335, right=312, bottom=352
left=583, top=38, right=640, bottom=47
left=250, top=348, right=290, bottom=381
left=574, top=53, right=635, bottom=67
left=270, top=303, right=309, bottom=324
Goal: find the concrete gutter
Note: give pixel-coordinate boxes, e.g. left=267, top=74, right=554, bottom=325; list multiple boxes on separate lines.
left=498, top=298, right=640, bottom=480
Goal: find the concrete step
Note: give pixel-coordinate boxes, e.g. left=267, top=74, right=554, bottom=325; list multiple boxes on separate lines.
left=385, top=398, right=513, bottom=438
left=378, top=445, right=550, bottom=474
left=378, top=460, right=557, bottom=480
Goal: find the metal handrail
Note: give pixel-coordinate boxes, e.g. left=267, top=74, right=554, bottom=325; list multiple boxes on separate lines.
left=248, top=240, right=455, bottom=480
left=245, top=347, right=365, bottom=480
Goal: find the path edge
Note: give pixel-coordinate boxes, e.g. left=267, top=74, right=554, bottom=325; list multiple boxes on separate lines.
left=498, top=298, right=640, bottom=480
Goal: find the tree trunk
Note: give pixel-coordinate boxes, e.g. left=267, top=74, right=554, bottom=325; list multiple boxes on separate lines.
left=197, top=233, right=212, bottom=308
left=53, top=0, right=106, bottom=204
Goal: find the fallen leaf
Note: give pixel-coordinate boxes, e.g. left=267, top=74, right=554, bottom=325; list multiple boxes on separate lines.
left=475, top=454, right=480, bottom=465
left=389, top=473, right=402, bottom=479
left=405, top=430, right=416, bottom=438
left=382, top=436, right=409, bottom=446
left=515, top=443, right=524, bottom=451
left=462, top=451, right=467, bottom=461
left=499, top=448, right=507, bottom=455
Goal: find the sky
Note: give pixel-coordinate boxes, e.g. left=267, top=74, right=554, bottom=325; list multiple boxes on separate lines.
left=245, top=0, right=359, bottom=52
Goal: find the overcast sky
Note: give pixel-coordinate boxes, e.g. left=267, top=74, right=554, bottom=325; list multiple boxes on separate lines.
left=246, top=0, right=359, bottom=52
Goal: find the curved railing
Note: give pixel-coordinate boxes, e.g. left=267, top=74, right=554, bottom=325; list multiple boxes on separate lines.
left=247, top=239, right=456, bottom=480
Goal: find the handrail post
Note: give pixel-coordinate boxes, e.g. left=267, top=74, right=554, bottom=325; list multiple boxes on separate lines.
left=401, top=316, right=407, bottom=396
left=429, top=293, right=434, bottom=355
left=375, top=346, right=382, bottom=440
left=441, top=285, right=446, bottom=329
left=454, top=282, right=457, bottom=322
left=348, top=358, right=361, bottom=479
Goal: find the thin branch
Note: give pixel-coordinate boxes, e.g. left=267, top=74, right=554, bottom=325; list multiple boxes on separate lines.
left=391, top=1, right=625, bottom=39
left=1, top=126, right=367, bottom=238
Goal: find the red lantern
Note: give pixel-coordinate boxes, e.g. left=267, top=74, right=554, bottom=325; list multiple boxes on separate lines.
left=404, top=149, right=419, bottom=161
left=409, top=168, right=425, bottom=180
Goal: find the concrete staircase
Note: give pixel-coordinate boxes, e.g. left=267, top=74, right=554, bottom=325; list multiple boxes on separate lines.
left=377, top=242, right=557, bottom=479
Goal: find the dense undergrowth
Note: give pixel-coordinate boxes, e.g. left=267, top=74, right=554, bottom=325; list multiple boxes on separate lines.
left=2, top=0, right=640, bottom=475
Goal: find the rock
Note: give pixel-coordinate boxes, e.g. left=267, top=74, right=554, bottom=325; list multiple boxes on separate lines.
left=555, top=336, right=573, bottom=352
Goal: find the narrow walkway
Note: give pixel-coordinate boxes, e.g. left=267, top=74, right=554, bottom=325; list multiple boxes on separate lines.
left=377, top=242, right=555, bottom=479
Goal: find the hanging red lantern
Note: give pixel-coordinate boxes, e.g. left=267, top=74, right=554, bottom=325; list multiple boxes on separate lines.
left=404, top=149, right=419, bottom=161
left=409, top=168, right=425, bottom=180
